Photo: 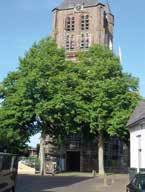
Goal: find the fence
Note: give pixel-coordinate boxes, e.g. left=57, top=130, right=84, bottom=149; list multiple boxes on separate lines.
left=0, top=153, right=19, bottom=192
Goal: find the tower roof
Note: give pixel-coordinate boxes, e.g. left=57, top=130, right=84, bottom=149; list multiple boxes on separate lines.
left=127, top=101, right=145, bottom=127
left=56, top=0, right=99, bottom=10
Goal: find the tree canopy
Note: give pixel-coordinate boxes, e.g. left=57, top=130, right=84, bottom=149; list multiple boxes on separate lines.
left=76, top=46, right=140, bottom=141
left=0, top=38, right=140, bottom=155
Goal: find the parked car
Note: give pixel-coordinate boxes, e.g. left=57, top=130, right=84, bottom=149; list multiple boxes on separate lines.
left=126, top=174, right=145, bottom=192
left=0, top=153, right=18, bottom=192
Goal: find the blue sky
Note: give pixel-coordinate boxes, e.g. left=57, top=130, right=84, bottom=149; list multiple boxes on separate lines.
left=0, top=0, right=145, bottom=147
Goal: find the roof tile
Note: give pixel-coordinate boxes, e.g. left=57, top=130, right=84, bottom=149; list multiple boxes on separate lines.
left=127, top=101, right=145, bottom=127
left=57, top=0, right=99, bottom=10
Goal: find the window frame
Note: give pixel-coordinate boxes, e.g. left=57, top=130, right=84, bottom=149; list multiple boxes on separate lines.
left=65, top=34, right=75, bottom=51
left=65, top=16, right=75, bottom=32
left=81, top=15, right=89, bottom=31
left=80, top=33, right=90, bottom=49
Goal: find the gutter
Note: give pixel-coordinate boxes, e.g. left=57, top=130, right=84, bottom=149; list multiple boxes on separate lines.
left=52, top=3, right=106, bottom=12
left=127, top=117, right=145, bottom=129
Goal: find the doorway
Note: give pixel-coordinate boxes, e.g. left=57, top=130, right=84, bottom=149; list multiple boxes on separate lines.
left=66, top=151, right=80, bottom=171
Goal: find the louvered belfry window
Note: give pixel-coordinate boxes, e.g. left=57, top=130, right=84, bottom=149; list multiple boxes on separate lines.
left=65, top=35, right=70, bottom=50
left=81, top=15, right=89, bottom=31
left=65, top=16, right=75, bottom=31
left=65, top=35, right=75, bottom=51
left=80, top=33, right=90, bottom=49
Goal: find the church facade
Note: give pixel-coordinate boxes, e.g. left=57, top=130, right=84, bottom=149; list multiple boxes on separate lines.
left=44, top=0, right=129, bottom=172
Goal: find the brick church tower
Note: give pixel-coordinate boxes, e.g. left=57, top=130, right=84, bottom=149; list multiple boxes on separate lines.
left=44, top=1, right=128, bottom=173
left=52, top=0, right=114, bottom=59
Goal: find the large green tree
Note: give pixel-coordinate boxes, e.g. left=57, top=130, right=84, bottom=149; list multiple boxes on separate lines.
left=0, top=39, right=66, bottom=154
left=0, top=72, right=31, bottom=153
left=76, top=46, right=140, bottom=174
left=0, top=38, right=140, bottom=175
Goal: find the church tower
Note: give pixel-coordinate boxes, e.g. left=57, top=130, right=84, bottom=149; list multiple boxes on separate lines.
left=52, top=0, right=114, bottom=59
left=45, top=2, right=129, bottom=173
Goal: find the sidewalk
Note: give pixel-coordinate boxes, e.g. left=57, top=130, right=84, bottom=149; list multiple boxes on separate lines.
left=95, top=174, right=129, bottom=192
left=50, top=174, right=129, bottom=192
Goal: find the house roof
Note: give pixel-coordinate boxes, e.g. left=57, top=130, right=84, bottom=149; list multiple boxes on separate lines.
left=127, top=101, right=145, bottom=127
left=55, top=0, right=99, bottom=10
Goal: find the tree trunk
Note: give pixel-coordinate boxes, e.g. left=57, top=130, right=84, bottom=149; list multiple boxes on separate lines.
left=98, top=134, right=105, bottom=175
left=40, top=133, right=45, bottom=176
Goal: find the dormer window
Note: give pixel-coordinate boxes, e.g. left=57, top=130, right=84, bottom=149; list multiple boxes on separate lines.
left=65, top=16, right=75, bottom=32
left=81, top=15, right=89, bottom=31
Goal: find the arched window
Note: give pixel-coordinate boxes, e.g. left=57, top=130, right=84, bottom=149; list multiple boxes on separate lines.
left=85, top=33, right=89, bottom=48
left=65, top=35, right=75, bottom=51
left=65, top=16, right=75, bottom=32
left=80, top=33, right=90, bottom=49
left=65, top=17, right=71, bottom=31
left=105, top=30, right=109, bottom=46
left=70, top=35, right=75, bottom=50
left=65, top=35, right=70, bottom=50
left=80, top=34, right=85, bottom=49
left=71, top=17, right=75, bottom=31
left=81, top=15, right=89, bottom=30
left=103, top=11, right=108, bottom=28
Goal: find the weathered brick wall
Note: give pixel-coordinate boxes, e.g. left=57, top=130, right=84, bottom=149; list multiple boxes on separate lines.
left=52, top=4, right=114, bottom=55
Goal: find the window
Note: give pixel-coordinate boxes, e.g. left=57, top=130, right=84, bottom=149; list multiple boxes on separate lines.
left=66, top=35, right=70, bottom=50
left=71, top=17, right=75, bottom=31
left=65, top=35, right=75, bottom=51
left=80, top=34, right=85, bottom=49
left=105, top=30, right=109, bottom=46
left=80, top=33, right=90, bottom=49
left=81, top=15, right=89, bottom=30
left=103, top=11, right=109, bottom=46
left=70, top=35, right=75, bottom=50
left=65, top=17, right=71, bottom=31
left=85, top=33, right=89, bottom=48
left=103, top=12, right=108, bottom=28
left=65, top=17, right=75, bottom=32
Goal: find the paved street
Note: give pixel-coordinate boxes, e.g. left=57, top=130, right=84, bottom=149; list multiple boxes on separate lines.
left=16, top=174, right=129, bottom=192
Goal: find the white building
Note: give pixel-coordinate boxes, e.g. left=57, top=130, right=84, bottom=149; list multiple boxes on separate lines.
left=127, top=101, right=145, bottom=172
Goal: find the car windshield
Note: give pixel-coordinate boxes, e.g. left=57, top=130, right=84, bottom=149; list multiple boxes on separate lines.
left=138, top=175, right=145, bottom=190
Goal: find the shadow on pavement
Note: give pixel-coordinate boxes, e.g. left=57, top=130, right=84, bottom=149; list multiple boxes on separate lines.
left=16, top=174, right=92, bottom=192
